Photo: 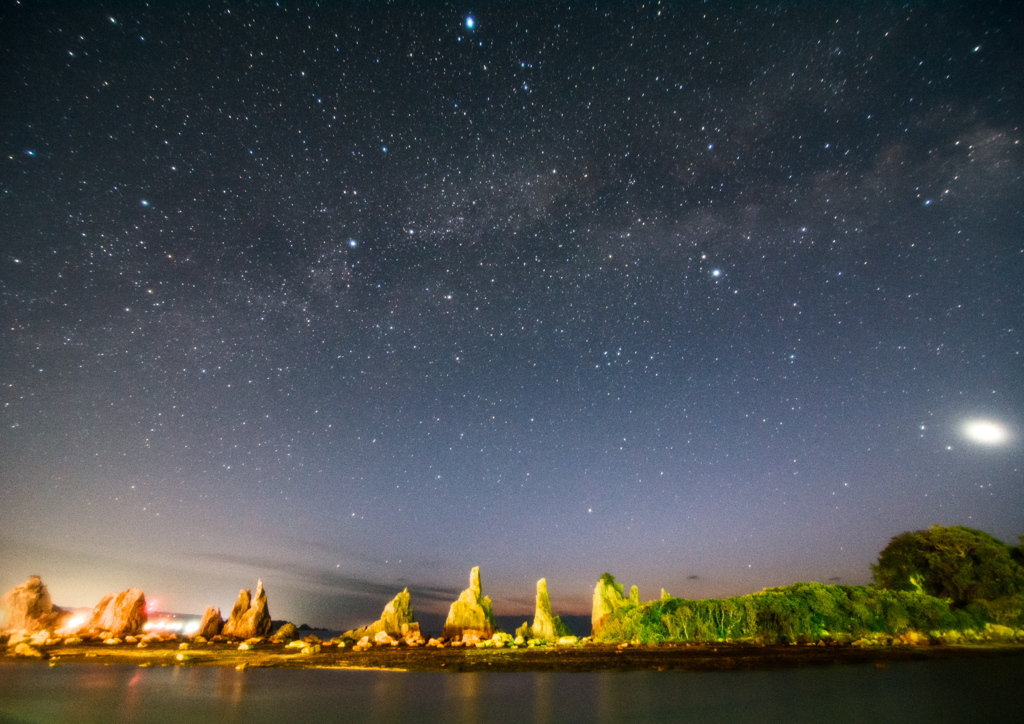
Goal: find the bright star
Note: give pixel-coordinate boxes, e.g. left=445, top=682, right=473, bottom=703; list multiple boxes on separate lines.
left=711, top=269, right=722, bottom=277
left=465, top=16, right=475, bottom=30
left=962, top=419, right=1009, bottom=446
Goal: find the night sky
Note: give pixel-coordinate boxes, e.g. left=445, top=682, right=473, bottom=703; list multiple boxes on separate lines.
left=2, top=1, right=1021, bottom=630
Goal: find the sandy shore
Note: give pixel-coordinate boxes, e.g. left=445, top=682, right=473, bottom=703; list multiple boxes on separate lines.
left=9, top=640, right=1024, bottom=673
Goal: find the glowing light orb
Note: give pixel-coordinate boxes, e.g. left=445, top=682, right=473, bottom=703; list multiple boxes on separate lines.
left=962, top=419, right=1009, bottom=446
left=59, top=613, right=88, bottom=635
left=465, top=16, right=475, bottom=29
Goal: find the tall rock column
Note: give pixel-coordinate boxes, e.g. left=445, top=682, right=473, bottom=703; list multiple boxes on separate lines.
left=442, top=566, right=496, bottom=641
left=531, top=578, right=571, bottom=641
left=591, top=573, right=627, bottom=640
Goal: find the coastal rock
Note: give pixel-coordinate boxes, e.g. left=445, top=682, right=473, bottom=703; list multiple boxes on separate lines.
left=197, top=606, right=224, bottom=638
left=442, top=567, right=497, bottom=640
left=222, top=580, right=272, bottom=639
left=271, top=622, right=298, bottom=643
left=1, top=576, right=65, bottom=633
left=83, top=588, right=147, bottom=637
left=591, top=573, right=627, bottom=639
left=529, top=578, right=572, bottom=641
left=401, top=622, right=425, bottom=646
left=343, top=588, right=416, bottom=640
left=12, top=642, right=48, bottom=659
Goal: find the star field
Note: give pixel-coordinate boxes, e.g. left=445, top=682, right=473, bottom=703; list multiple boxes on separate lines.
left=1, top=2, right=1021, bottom=628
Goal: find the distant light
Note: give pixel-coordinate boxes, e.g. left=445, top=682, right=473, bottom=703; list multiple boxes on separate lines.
left=141, top=199, right=150, bottom=206
left=711, top=269, right=722, bottom=278
left=348, top=239, right=358, bottom=248
left=465, top=16, right=475, bottom=29
left=962, top=419, right=1009, bottom=446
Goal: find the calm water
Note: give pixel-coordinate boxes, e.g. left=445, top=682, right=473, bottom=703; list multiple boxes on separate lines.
left=2, top=656, right=1022, bottom=723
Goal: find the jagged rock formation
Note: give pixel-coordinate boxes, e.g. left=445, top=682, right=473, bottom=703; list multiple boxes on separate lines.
left=84, top=588, right=147, bottom=637
left=0, top=576, right=65, bottom=633
left=197, top=606, right=224, bottom=638
left=443, top=566, right=497, bottom=640
left=222, top=580, right=272, bottom=639
left=343, top=588, right=418, bottom=641
left=529, top=578, right=572, bottom=641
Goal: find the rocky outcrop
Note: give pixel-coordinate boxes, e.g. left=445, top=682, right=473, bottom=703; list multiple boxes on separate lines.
left=442, top=567, right=497, bottom=640
left=1, top=576, right=64, bottom=633
left=591, top=573, right=626, bottom=639
left=222, top=580, right=272, bottom=639
left=270, top=622, right=298, bottom=642
left=84, top=588, right=147, bottom=637
left=197, top=606, right=224, bottom=638
left=343, top=588, right=418, bottom=641
left=529, top=578, right=572, bottom=641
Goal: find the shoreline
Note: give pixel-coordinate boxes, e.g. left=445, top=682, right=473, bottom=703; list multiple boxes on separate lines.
left=7, top=640, right=1024, bottom=674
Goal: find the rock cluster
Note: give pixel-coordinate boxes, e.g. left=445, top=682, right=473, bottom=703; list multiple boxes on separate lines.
left=0, top=576, right=64, bottom=633
left=222, top=580, right=272, bottom=639
left=82, top=588, right=147, bottom=637
left=442, top=566, right=497, bottom=641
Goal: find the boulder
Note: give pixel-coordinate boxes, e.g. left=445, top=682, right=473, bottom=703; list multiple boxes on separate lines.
left=12, top=642, right=48, bottom=659
left=401, top=622, right=425, bottom=646
left=270, top=622, right=298, bottom=643
left=591, top=573, right=626, bottom=639
left=1, top=576, right=65, bottom=633
left=442, top=566, right=497, bottom=640
left=529, top=578, right=572, bottom=641
left=197, top=606, right=224, bottom=638
left=222, top=580, right=272, bottom=639
left=83, top=588, right=147, bottom=637
left=342, top=588, right=416, bottom=640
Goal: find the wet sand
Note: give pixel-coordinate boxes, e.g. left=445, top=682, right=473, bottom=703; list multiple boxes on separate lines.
left=13, top=640, right=1024, bottom=673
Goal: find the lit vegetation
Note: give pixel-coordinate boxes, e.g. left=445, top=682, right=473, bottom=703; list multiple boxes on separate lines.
left=592, top=525, right=1024, bottom=644
left=589, top=580, right=1012, bottom=644
left=871, top=525, right=1024, bottom=625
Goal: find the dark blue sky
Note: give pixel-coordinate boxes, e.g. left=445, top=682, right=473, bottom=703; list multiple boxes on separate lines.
left=1, top=1, right=1021, bottom=629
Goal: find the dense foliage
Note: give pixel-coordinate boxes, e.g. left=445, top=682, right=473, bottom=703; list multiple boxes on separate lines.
left=871, top=525, right=1024, bottom=608
left=591, top=580, right=990, bottom=644
left=591, top=525, right=1024, bottom=644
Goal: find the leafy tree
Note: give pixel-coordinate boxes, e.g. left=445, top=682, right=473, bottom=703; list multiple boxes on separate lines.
left=872, top=525, right=1024, bottom=607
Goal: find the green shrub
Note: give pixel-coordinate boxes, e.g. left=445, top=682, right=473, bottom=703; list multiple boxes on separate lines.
left=592, top=579, right=995, bottom=644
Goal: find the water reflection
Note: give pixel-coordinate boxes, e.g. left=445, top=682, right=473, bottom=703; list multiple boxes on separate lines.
left=1, top=657, right=1022, bottom=723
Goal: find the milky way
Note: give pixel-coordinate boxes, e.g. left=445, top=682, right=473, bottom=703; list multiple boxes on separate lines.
left=1, top=2, right=1021, bottom=628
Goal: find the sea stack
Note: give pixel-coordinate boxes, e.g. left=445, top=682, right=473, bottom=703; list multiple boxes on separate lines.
left=442, top=566, right=497, bottom=641
left=222, top=579, right=272, bottom=639
left=83, top=588, right=147, bottom=637
left=530, top=578, right=572, bottom=641
left=591, top=573, right=627, bottom=639
left=197, top=606, right=224, bottom=638
left=343, top=588, right=419, bottom=642
left=0, top=576, right=64, bottom=633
